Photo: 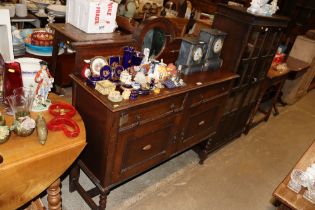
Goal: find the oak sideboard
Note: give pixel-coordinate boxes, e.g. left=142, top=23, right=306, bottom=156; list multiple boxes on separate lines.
left=69, top=70, right=237, bottom=209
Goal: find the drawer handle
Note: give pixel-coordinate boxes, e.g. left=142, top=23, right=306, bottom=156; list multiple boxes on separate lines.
left=136, top=115, right=141, bottom=126
left=180, top=130, right=185, bottom=140
left=199, top=120, right=205, bottom=126
left=200, top=94, right=204, bottom=103
left=170, top=104, right=175, bottom=112
left=0, top=154, right=3, bottom=164
left=142, top=144, right=152, bottom=151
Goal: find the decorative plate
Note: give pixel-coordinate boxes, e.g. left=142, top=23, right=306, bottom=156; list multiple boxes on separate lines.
left=100, top=65, right=112, bottom=80
left=114, top=65, right=124, bottom=77
left=90, top=56, right=108, bottom=76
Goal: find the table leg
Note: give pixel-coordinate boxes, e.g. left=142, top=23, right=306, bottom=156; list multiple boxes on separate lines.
left=69, top=162, right=80, bottom=192
left=47, top=178, right=61, bottom=210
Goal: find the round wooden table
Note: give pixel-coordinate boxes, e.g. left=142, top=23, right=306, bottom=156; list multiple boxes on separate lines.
left=0, top=94, right=86, bottom=210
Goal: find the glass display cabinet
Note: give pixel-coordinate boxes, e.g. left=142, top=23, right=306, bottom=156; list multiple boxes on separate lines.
left=208, top=4, right=289, bottom=150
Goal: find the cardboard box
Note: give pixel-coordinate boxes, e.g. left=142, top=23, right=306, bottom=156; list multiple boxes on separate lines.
left=66, top=0, right=118, bottom=33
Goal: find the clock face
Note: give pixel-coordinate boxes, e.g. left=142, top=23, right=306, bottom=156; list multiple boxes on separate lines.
left=213, top=38, right=223, bottom=54
left=193, top=47, right=203, bottom=62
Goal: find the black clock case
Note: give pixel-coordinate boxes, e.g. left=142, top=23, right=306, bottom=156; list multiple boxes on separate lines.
left=203, top=58, right=222, bottom=71
left=176, top=37, right=206, bottom=65
left=199, top=28, right=227, bottom=59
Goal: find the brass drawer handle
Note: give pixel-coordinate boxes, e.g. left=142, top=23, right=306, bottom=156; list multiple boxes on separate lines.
left=170, top=103, right=175, bottom=112
left=199, top=120, right=205, bottom=126
left=142, top=144, right=152, bottom=151
left=200, top=94, right=204, bottom=103
left=136, top=115, right=141, bottom=126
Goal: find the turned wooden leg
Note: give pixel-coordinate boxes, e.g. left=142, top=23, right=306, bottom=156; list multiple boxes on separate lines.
left=198, top=138, right=213, bottom=165
left=99, top=191, right=109, bottom=210
left=47, top=178, right=61, bottom=210
left=69, top=163, right=80, bottom=192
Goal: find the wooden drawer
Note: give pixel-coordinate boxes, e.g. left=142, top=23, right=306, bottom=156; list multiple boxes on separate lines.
left=112, top=116, right=177, bottom=182
left=190, top=81, right=230, bottom=107
left=179, top=95, right=227, bottom=150
left=119, top=94, right=185, bottom=131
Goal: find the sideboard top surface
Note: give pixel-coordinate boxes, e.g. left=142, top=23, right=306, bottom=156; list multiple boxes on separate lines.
left=50, top=23, right=131, bottom=42
left=71, top=71, right=238, bottom=112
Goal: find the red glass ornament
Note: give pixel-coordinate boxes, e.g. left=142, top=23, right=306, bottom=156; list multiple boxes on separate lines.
left=47, top=116, right=80, bottom=138
left=3, top=62, right=23, bottom=101
left=48, top=103, right=76, bottom=118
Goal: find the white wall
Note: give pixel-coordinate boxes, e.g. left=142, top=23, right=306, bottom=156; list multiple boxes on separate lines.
left=0, top=9, right=14, bottom=62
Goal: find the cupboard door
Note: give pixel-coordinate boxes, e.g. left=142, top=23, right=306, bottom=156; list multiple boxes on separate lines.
left=112, top=115, right=177, bottom=182
left=179, top=95, right=227, bottom=150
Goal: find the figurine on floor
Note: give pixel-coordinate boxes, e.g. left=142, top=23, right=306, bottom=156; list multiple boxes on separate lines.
left=34, top=61, right=54, bottom=111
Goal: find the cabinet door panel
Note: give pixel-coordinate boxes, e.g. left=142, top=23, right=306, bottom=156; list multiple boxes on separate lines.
left=112, top=116, right=177, bottom=182
left=180, top=96, right=226, bottom=150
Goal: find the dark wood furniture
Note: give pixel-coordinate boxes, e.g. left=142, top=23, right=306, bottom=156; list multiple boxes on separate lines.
left=245, top=56, right=310, bottom=133
left=50, top=17, right=185, bottom=88
left=69, top=70, right=237, bottom=210
left=49, top=23, right=133, bottom=88
left=273, top=139, right=315, bottom=210
left=209, top=4, right=289, bottom=151
left=10, top=13, right=40, bottom=28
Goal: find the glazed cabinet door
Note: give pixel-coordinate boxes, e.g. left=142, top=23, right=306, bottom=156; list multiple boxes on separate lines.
left=112, top=115, right=178, bottom=183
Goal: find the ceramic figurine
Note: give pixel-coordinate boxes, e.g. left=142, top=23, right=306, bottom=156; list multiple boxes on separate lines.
left=120, top=70, right=132, bottom=85
left=134, top=71, right=147, bottom=85
left=124, top=0, right=137, bottom=18
left=166, top=63, right=177, bottom=77
left=122, top=89, right=131, bottom=100
left=34, top=61, right=54, bottom=110
left=247, top=0, right=278, bottom=16
left=108, top=90, right=123, bottom=102
left=269, top=0, right=279, bottom=15
left=247, top=0, right=268, bottom=14
left=141, top=48, right=150, bottom=64
left=157, top=63, right=168, bottom=81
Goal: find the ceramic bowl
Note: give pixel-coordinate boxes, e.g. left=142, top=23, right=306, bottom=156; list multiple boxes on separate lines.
left=47, top=4, right=66, bottom=16
left=3, top=4, right=15, bottom=17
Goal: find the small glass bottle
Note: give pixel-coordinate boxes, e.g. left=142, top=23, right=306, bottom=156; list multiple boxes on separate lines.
left=45, top=11, right=56, bottom=34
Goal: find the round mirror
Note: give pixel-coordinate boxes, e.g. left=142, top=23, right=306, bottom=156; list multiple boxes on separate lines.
left=142, top=28, right=165, bottom=58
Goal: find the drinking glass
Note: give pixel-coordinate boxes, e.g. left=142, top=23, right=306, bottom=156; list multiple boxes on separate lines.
left=304, top=181, right=315, bottom=204
left=6, top=87, right=35, bottom=118
left=288, top=169, right=312, bottom=193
